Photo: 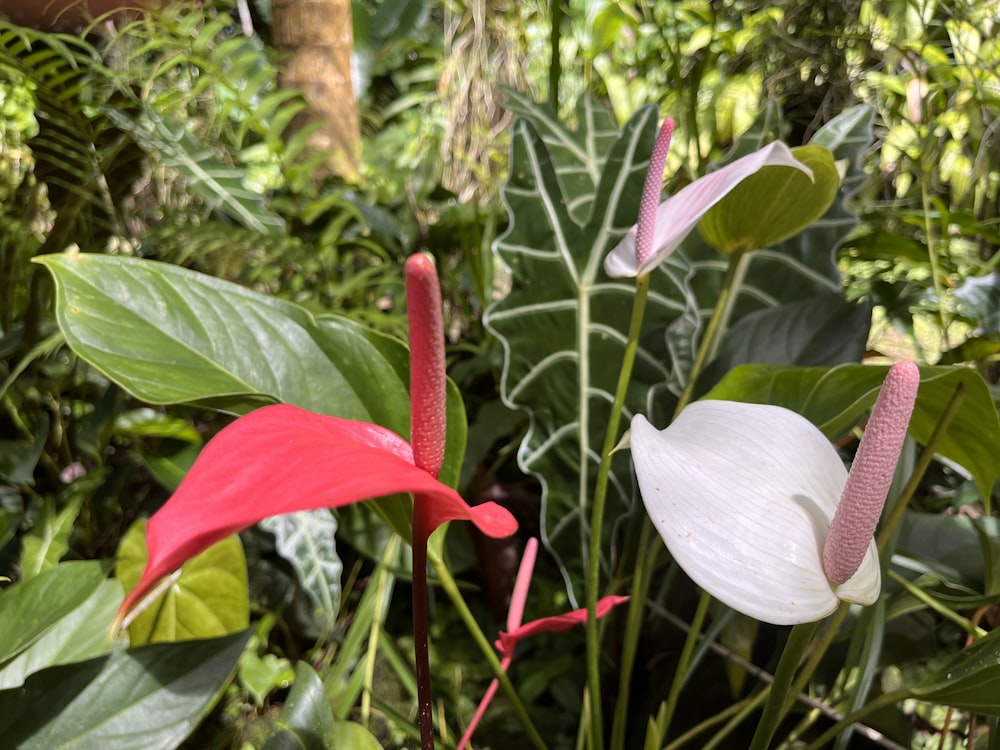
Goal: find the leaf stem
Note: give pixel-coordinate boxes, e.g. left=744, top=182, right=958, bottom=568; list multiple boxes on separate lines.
left=411, top=509, right=435, bottom=750
left=585, top=271, right=652, bottom=750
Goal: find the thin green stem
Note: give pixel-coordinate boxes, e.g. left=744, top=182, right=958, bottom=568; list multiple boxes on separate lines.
left=611, top=250, right=751, bottom=748
left=888, top=569, right=985, bottom=638
left=799, top=688, right=912, bottom=750
left=646, top=590, right=712, bottom=749
left=701, top=686, right=772, bottom=750
left=585, top=271, right=652, bottom=749
left=660, top=691, right=766, bottom=750
left=429, top=550, right=549, bottom=750
left=675, top=248, right=748, bottom=413
left=748, top=620, right=823, bottom=750
left=609, top=521, right=658, bottom=749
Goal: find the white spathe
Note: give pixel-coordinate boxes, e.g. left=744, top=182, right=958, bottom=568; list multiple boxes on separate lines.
left=604, top=142, right=812, bottom=278
left=630, top=401, right=880, bottom=625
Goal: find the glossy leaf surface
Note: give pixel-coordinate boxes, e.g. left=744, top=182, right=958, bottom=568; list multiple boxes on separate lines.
left=0, top=630, right=250, bottom=750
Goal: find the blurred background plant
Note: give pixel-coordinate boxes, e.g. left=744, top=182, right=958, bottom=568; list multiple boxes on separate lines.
left=1, top=0, right=997, bottom=747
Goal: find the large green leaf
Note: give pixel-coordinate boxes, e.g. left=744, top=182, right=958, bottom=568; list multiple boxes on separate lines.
left=485, top=95, right=675, bottom=603
left=704, top=363, right=1000, bottom=503
left=0, top=579, right=122, bottom=690
left=0, top=630, right=251, bottom=749
left=0, top=560, right=107, bottom=667
left=910, top=626, right=1000, bottom=716
left=35, top=251, right=469, bottom=539
left=115, top=519, right=249, bottom=645
left=659, top=105, right=876, bottom=409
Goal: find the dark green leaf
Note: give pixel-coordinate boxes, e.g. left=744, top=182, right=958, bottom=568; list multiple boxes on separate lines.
left=0, top=560, right=107, bottom=666
left=0, top=630, right=251, bottom=749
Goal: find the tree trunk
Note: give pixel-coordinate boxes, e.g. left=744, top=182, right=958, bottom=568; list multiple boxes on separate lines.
left=271, top=0, right=361, bottom=181
left=1, top=0, right=156, bottom=30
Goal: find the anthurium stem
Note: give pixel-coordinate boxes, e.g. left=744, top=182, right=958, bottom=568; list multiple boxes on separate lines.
left=586, top=270, right=652, bottom=749
left=405, top=253, right=448, bottom=750
left=747, top=620, right=822, bottom=750
left=675, top=248, right=748, bottom=413
left=429, top=551, right=549, bottom=750
left=411, top=510, right=435, bottom=750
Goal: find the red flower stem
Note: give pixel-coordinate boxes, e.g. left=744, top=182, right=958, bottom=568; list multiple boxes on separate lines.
left=411, top=505, right=435, bottom=750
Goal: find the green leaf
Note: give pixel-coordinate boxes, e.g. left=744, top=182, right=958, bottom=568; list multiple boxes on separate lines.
left=115, top=519, right=249, bottom=645
left=0, top=579, right=122, bottom=690
left=101, top=102, right=285, bottom=236
left=262, top=662, right=336, bottom=750
left=698, top=145, right=841, bottom=254
left=911, top=626, right=1000, bottom=716
left=0, top=560, right=107, bottom=667
left=259, top=510, right=342, bottom=631
left=704, top=363, right=1000, bottom=504
left=19, top=495, right=82, bottom=580
left=35, top=251, right=470, bottom=540
left=485, top=95, right=668, bottom=603
left=0, top=630, right=251, bottom=749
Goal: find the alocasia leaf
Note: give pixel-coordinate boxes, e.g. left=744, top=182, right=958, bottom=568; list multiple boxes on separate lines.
left=486, top=96, right=677, bottom=604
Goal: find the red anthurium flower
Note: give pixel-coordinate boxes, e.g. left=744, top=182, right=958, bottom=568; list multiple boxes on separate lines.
left=457, top=538, right=628, bottom=750
left=117, top=403, right=517, bottom=618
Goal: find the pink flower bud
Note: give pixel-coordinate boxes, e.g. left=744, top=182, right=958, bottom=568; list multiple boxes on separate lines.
left=822, top=361, right=920, bottom=584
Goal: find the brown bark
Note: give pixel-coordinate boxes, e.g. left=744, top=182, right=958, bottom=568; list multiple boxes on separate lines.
left=271, top=0, right=361, bottom=181
left=0, top=0, right=158, bottom=31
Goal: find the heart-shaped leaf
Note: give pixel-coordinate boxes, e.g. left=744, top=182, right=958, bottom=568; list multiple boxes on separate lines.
left=115, top=519, right=250, bottom=645
left=698, top=144, right=841, bottom=254
left=909, top=626, right=1000, bottom=716
left=0, top=630, right=251, bottom=749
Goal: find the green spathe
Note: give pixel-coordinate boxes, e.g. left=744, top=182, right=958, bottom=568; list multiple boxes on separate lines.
left=698, top=145, right=841, bottom=254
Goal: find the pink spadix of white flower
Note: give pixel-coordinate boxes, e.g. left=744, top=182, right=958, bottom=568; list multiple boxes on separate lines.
left=823, top=360, right=920, bottom=583
left=628, top=362, right=920, bottom=625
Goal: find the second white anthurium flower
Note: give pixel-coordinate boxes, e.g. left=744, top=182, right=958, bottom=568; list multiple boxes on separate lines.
left=628, top=362, right=919, bottom=625
left=603, top=140, right=813, bottom=278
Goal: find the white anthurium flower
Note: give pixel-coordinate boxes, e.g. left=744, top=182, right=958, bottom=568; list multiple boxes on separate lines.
left=630, top=401, right=876, bottom=625
left=628, top=362, right=919, bottom=625
left=603, top=141, right=812, bottom=279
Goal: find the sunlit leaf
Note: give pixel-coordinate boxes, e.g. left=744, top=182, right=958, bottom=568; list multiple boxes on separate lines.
left=116, top=519, right=250, bottom=645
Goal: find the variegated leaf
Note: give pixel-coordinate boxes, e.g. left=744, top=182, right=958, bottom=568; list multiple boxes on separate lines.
left=486, top=96, right=680, bottom=604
